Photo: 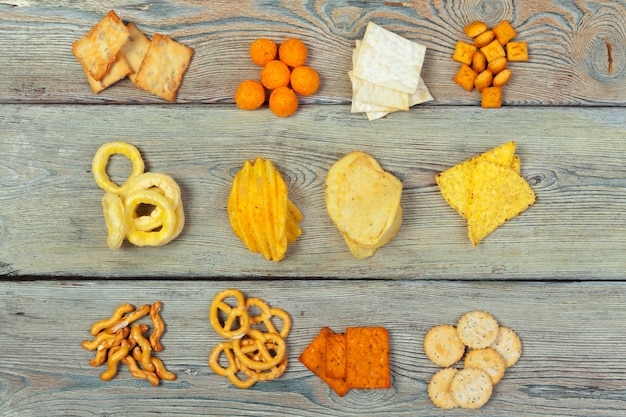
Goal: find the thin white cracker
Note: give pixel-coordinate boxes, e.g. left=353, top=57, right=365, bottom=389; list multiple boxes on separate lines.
left=353, top=22, right=426, bottom=94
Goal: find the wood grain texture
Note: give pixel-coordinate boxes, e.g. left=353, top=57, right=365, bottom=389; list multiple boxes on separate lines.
left=1, top=280, right=625, bottom=416
left=1, top=104, right=625, bottom=279
left=0, top=0, right=625, bottom=105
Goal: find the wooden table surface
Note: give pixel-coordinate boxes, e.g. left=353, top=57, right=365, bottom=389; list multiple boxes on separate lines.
left=1, top=1, right=625, bottom=415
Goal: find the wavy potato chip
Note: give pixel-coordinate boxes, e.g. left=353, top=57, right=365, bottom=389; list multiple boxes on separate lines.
left=326, top=151, right=402, bottom=258
left=228, top=157, right=302, bottom=262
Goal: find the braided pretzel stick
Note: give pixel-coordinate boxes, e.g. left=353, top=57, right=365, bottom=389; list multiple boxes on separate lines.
left=88, top=328, right=130, bottom=367
left=149, top=301, right=165, bottom=352
left=232, top=329, right=286, bottom=372
left=130, top=324, right=155, bottom=372
left=123, top=355, right=160, bottom=386
left=210, top=289, right=251, bottom=339
left=209, top=342, right=257, bottom=389
left=245, top=297, right=292, bottom=339
left=106, top=304, right=151, bottom=333
left=90, top=304, right=135, bottom=336
left=100, top=340, right=130, bottom=381
left=236, top=339, right=288, bottom=381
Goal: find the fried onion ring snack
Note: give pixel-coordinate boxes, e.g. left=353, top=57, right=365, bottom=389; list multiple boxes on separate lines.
left=92, top=142, right=184, bottom=249
left=227, top=157, right=302, bottom=261
left=208, top=289, right=291, bottom=388
left=325, top=151, right=403, bottom=259
left=82, top=302, right=176, bottom=385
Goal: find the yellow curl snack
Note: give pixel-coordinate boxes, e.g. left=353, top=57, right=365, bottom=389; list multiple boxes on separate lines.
left=228, top=157, right=302, bottom=262
left=208, top=289, right=291, bottom=388
left=92, top=142, right=184, bottom=249
left=82, top=302, right=175, bottom=385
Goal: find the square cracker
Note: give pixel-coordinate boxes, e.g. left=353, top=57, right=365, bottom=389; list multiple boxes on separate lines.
left=84, top=54, right=131, bottom=93
left=346, top=326, right=391, bottom=389
left=120, top=22, right=151, bottom=83
left=134, top=33, right=194, bottom=102
left=298, top=327, right=350, bottom=396
left=326, top=333, right=347, bottom=379
left=353, top=22, right=426, bottom=94
left=72, top=10, right=130, bottom=81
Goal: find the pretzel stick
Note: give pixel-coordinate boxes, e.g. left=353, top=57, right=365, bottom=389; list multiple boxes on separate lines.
left=130, top=324, right=154, bottom=372
left=149, top=301, right=164, bottom=352
left=90, top=304, right=135, bottom=336
left=123, top=356, right=159, bottom=386
left=100, top=340, right=130, bottom=381
left=107, top=304, right=150, bottom=333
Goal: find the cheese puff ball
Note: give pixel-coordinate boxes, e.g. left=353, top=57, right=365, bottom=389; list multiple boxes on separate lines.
left=269, top=86, right=298, bottom=117
left=249, top=38, right=277, bottom=66
left=279, top=38, right=307, bottom=67
left=235, top=80, right=266, bottom=110
left=261, top=60, right=291, bottom=90
left=290, top=66, right=319, bottom=96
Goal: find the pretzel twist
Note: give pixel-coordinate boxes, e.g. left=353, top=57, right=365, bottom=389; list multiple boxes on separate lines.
left=209, top=342, right=257, bottom=389
left=210, top=289, right=251, bottom=339
left=246, top=297, right=292, bottom=338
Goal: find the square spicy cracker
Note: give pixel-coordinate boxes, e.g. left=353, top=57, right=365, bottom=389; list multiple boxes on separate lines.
left=326, top=333, right=347, bottom=379
left=298, top=327, right=350, bottom=396
left=134, top=34, right=194, bottom=102
left=345, top=326, right=390, bottom=389
left=72, top=10, right=130, bottom=81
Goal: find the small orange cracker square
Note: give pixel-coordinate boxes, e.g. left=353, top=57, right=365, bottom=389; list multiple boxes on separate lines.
left=298, top=327, right=350, bottom=397
left=346, top=327, right=391, bottom=389
left=326, top=333, right=347, bottom=379
left=480, top=39, right=506, bottom=63
left=452, top=41, right=477, bottom=66
left=72, top=10, right=130, bottom=81
left=134, top=33, right=194, bottom=102
left=454, top=64, right=478, bottom=92
left=481, top=86, right=502, bottom=108
left=492, top=20, right=517, bottom=45
left=506, top=41, right=529, bottom=62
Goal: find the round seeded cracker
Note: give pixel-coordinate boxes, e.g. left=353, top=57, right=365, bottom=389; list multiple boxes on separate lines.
left=450, top=367, right=493, bottom=409
left=464, top=347, right=506, bottom=384
left=490, top=326, right=522, bottom=368
left=428, top=367, right=459, bottom=409
left=457, top=310, right=499, bottom=349
left=424, top=324, right=466, bottom=367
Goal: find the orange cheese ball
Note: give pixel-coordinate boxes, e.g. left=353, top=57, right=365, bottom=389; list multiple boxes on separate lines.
left=269, top=86, right=298, bottom=117
left=290, top=66, right=319, bottom=96
left=249, top=38, right=277, bottom=66
left=234, top=80, right=266, bottom=110
left=261, top=60, right=291, bottom=90
left=279, top=38, right=307, bottom=67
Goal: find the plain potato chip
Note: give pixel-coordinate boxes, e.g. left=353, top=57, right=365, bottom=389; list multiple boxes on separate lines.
left=428, top=367, right=459, bottom=409
left=450, top=367, right=493, bottom=409
left=466, top=159, right=536, bottom=246
left=120, top=22, right=151, bottom=83
left=464, top=347, right=506, bottom=385
left=354, top=22, right=426, bottom=93
left=72, top=10, right=130, bottom=81
left=326, top=151, right=403, bottom=258
left=134, top=33, right=194, bottom=102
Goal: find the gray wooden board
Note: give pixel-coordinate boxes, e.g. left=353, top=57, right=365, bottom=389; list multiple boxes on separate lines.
left=1, top=280, right=625, bottom=416
left=0, top=0, right=625, bottom=105
left=1, top=105, right=625, bottom=279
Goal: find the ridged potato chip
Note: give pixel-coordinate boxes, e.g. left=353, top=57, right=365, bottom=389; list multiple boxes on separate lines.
left=228, top=157, right=302, bottom=262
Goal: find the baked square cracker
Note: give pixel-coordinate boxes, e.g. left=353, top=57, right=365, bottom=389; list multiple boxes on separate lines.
left=134, top=33, right=194, bottom=102
left=120, top=22, right=151, bottom=84
left=326, top=333, right=347, bottom=379
left=84, top=55, right=131, bottom=93
left=345, top=326, right=390, bottom=389
left=298, top=327, right=350, bottom=396
left=72, top=10, right=130, bottom=81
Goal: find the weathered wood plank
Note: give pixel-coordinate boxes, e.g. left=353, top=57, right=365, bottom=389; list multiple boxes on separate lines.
left=0, top=0, right=624, bottom=105
left=1, top=104, right=625, bottom=279
left=0, top=279, right=625, bottom=416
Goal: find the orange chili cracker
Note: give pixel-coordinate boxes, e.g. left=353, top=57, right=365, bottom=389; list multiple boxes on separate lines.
left=298, top=327, right=350, bottom=396
left=345, top=327, right=390, bottom=389
left=326, top=333, right=347, bottom=379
